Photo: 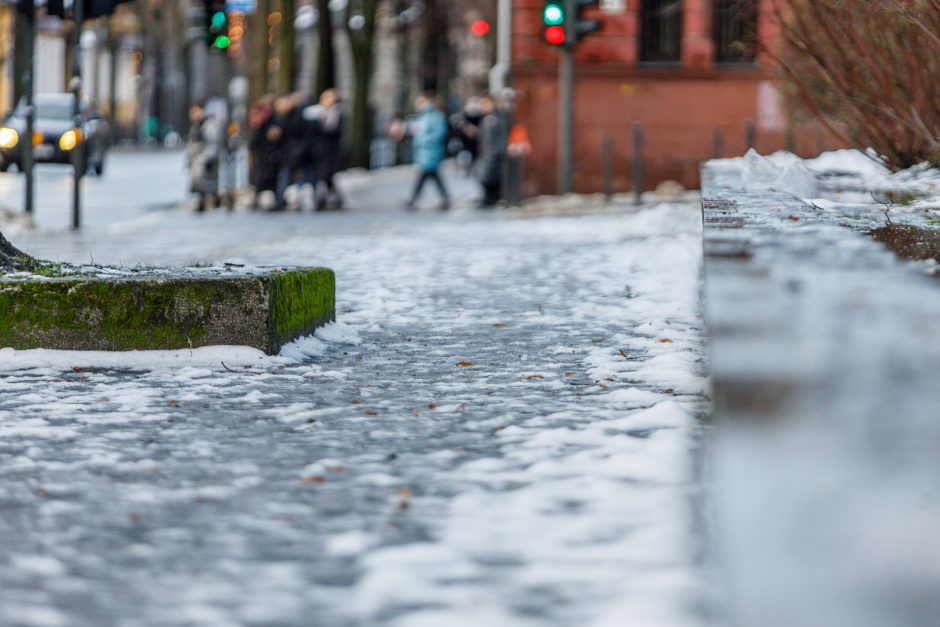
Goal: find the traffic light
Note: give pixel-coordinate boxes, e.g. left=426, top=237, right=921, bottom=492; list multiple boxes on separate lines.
left=204, top=0, right=231, bottom=50
left=542, top=1, right=566, bottom=46
left=542, top=0, right=601, bottom=47
left=573, top=0, right=601, bottom=43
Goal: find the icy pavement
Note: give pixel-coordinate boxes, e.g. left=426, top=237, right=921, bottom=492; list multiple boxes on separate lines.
left=0, top=186, right=711, bottom=625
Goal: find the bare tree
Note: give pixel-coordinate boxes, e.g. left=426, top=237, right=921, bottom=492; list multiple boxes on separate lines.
left=768, top=0, right=940, bottom=169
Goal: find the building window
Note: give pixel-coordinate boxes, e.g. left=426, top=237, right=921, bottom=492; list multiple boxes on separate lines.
left=640, top=1, right=683, bottom=63
left=713, top=0, right=758, bottom=64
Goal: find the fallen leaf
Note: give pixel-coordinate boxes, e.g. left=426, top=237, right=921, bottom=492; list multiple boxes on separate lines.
left=493, top=323, right=507, bottom=328
left=564, top=372, right=576, bottom=377
left=662, top=388, right=674, bottom=394
left=456, top=361, right=475, bottom=367
left=364, top=409, right=378, bottom=416
left=351, top=400, right=364, bottom=405
left=303, top=475, right=326, bottom=484
left=658, top=338, right=674, bottom=344
left=591, top=339, right=601, bottom=344
left=526, top=375, right=545, bottom=380
left=618, top=350, right=628, bottom=358
left=493, top=424, right=507, bottom=432
left=428, top=403, right=438, bottom=410
left=168, top=400, right=179, bottom=407
left=788, top=215, right=801, bottom=221
left=72, top=366, right=82, bottom=372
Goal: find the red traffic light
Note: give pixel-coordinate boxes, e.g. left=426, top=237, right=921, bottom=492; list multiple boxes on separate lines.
left=545, top=25, right=566, bottom=45
left=470, top=19, right=491, bottom=37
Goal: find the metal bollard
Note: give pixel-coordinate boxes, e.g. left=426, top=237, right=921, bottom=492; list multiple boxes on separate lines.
left=632, top=122, right=644, bottom=206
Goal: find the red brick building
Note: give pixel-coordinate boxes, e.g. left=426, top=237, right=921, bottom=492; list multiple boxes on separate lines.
left=511, top=0, right=822, bottom=193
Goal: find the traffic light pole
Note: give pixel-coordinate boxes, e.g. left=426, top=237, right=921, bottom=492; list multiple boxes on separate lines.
left=71, top=0, right=84, bottom=230
left=557, top=0, right=574, bottom=195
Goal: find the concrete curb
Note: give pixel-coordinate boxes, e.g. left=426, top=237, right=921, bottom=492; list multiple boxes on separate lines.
left=0, top=267, right=335, bottom=354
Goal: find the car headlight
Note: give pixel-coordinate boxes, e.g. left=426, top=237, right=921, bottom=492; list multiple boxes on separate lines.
left=0, top=127, right=19, bottom=149
left=59, top=129, right=81, bottom=151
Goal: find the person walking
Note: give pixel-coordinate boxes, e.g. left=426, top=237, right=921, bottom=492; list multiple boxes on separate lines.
left=312, top=88, right=345, bottom=211
left=272, top=93, right=313, bottom=211
left=402, top=94, right=451, bottom=210
left=248, top=96, right=280, bottom=210
left=477, top=94, right=509, bottom=208
left=186, top=102, right=221, bottom=212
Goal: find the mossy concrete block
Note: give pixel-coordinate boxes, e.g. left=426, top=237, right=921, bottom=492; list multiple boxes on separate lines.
left=0, top=267, right=335, bottom=354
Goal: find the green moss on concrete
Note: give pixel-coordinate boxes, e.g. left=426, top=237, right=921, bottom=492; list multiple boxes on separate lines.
left=269, top=268, right=336, bottom=351
left=0, top=268, right=335, bottom=354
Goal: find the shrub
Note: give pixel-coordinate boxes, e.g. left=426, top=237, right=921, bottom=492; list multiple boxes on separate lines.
left=768, top=0, right=940, bottom=169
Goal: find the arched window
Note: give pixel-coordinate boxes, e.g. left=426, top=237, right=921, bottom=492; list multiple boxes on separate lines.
left=713, top=0, right=758, bottom=64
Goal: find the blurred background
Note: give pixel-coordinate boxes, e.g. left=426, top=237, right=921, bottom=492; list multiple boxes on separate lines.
left=0, top=0, right=837, bottom=200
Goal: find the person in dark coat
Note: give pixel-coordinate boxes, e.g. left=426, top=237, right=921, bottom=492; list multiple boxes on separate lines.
left=271, top=93, right=315, bottom=211
left=477, top=94, right=509, bottom=208
left=248, top=97, right=279, bottom=209
left=312, top=88, right=344, bottom=211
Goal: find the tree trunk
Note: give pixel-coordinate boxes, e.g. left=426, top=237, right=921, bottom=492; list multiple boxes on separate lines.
left=349, top=0, right=379, bottom=169
left=248, top=0, right=271, bottom=103
left=315, top=0, right=335, bottom=97
left=277, top=0, right=296, bottom=93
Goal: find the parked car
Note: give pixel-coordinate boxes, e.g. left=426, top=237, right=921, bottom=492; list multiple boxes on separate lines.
left=0, top=93, right=109, bottom=176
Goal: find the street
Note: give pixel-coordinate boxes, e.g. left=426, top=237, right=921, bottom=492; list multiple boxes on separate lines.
left=0, top=151, right=711, bottom=626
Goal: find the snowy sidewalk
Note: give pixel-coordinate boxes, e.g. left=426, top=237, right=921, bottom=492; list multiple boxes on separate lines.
left=0, top=201, right=711, bottom=626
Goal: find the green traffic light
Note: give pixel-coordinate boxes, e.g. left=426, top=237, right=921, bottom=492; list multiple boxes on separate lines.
left=543, top=3, right=564, bottom=26
left=214, top=35, right=231, bottom=49
left=211, top=11, right=227, bottom=30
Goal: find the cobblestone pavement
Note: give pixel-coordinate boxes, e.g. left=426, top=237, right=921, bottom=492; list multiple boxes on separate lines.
left=1, top=163, right=711, bottom=626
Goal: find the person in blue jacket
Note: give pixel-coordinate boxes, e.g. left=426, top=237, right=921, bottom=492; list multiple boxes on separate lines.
left=404, top=93, right=451, bottom=210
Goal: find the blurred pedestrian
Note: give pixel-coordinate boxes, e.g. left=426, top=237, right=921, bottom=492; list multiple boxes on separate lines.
left=400, top=93, right=451, bottom=210
left=477, top=94, right=509, bottom=208
left=311, top=88, right=345, bottom=211
left=451, top=97, right=482, bottom=175
left=186, top=102, right=221, bottom=212
left=248, top=96, right=279, bottom=210
left=272, top=93, right=315, bottom=211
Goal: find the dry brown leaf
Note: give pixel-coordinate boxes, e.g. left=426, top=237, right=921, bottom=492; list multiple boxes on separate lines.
left=526, top=375, right=545, bottom=380
left=428, top=403, right=438, bottom=410
left=456, top=361, right=475, bottom=367
left=564, top=372, right=576, bottom=377
left=493, top=323, right=507, bottom=328
left=168, top=400, right=179, bottom=408
left=658, top=338, right=674, bottom=344
left=303, top=475, right=326, bottom=484
left=618, top=350, right=628, bottom=358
